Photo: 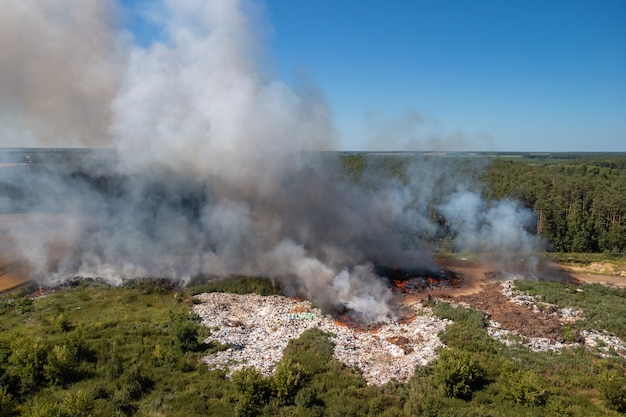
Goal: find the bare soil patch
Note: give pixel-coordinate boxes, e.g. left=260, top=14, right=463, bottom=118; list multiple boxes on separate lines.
left=454, top=281, right=564, bottom=340
left=399, top=258, right=623, bottom=342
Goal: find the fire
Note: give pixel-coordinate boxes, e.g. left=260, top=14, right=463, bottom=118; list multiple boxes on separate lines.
left=333, top=313, right=383, bottom=333
left=392, top=279, right=408, bottom=293
left=334, top=315, right=352, bottom=327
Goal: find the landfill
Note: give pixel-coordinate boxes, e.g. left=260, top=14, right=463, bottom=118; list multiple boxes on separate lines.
left=193, top=292, right=449, bottom=385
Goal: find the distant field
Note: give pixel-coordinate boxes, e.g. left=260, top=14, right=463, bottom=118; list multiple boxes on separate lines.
left=0, top=213, right=79, bottom=292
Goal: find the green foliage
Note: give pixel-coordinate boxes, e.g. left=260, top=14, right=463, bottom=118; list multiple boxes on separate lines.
left=11, top=297, right=34, bottom=314
left=7, top=337, right=50, bottom=395
left=433, top=349, right=485, bottom=399
left=339, top=153, right=626, bottom=254
left=53, top=313, right=72, bottom=333
left=122, top=277, right=175, bottom=294
left=0, top=387, right=15, bottom=417
left=174, top=320, right=200, bottom=353
left=231, top=367, right=271, bottom=417
left=188, top=276, right=281, bottom=296
left=598, top=370, right=626, bottom=413
left=483, top=157, right=626, bottom=253
left=271, top=358, right=304, bottom=406
left=502, top=370, right=548, bottom=406
left=43, top=344, right=79, bottom=386
left=432, top=302, right=500, bottom=354
left=282, top=328, right=335, bottom=377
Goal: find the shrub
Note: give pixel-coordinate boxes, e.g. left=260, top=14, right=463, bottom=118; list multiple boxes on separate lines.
left=282, top=328, right=335, bottom=377
left=598, top=370, right=626, bottom=413
left=53, top=313, right=72, bottom=333
left=271, top=358, right=304, bottom=406
left=433, top=349, right=485, bottom=399
left=122, top=278, right=175, bottom=294
left=502, top=370, right=548, bottom=407
left=44, top=345, right=79, bottom=387
left=7, top=337, right=50, bottom=395
left=231, top=367, right=271, bottom=417
left=174, top=321, right=200, bottom=353
left=0, top=387, right=15, bottom=417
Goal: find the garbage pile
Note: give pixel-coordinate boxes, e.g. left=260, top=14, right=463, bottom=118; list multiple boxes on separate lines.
left=192, top=292, right=449, bottom=385
left=494, top=280, right=626, bottom=357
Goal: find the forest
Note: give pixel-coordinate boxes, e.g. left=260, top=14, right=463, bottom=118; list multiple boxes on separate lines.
left=482, top=156, right=626, bottom=253
left=340, top=153, right=626, bottom=255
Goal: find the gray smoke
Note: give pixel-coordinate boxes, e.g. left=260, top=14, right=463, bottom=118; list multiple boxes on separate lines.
left=0, top=0, right=542, bottom=322
left=0, top=0, right=125, bottom=147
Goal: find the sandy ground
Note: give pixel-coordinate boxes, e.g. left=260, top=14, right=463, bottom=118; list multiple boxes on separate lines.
left=564, top=271, right=626, bottom=288
left=0, top=257, right=31, bottom=292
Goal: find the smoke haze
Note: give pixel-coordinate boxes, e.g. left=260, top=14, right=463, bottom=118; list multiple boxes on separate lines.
left=0, top=0, right=542, bottom=322
left=0, top=0, right=125, bottom=147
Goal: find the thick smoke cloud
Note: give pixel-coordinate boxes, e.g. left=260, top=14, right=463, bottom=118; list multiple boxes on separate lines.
left=0, top=0, right=542, bottom=322
left=0, top=0, right=125, bottom=147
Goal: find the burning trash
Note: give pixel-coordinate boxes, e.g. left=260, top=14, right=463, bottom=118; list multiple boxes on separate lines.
left=375, top=265, right=464, bottom=294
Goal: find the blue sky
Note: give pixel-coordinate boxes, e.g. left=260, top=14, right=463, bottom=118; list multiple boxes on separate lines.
left=121, top=0, right=626, bottom=152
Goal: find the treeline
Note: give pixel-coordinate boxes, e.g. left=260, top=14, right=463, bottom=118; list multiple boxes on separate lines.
left=340, top=154, right=626, bottom=254
left=483, top=157, right=626, bottom=253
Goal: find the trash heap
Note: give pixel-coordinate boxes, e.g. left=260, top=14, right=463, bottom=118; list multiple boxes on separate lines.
left=495, top=280, right=626, bottom=357
left=192, top=292, right=449, bottom=385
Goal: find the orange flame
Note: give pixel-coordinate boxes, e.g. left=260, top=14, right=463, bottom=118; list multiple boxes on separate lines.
left=392, top=279, right=408, bottom=293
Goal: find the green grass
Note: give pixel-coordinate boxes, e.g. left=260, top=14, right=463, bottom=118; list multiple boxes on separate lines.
left=187, top=276, right=281, bottom=296
left=550, top=252, right=626, bottom=268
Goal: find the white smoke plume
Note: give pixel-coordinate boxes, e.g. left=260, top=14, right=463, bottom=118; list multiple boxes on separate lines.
left=0, top=0, right=543, bottom=322
left=439, top=190, right=542, bottom=276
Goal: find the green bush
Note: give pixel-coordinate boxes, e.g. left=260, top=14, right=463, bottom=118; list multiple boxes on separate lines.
left=271, top=358, right=304, bottom=406
left=502, top=370, right=548, bottom=406
left=231, top=367, right=271, bottom=417
left=44, top=344, right=79, bottom=387
left=0, top=387, right=15, bottom=417
left=122, top=278, right=175, bottom=294
left=433, top=349, right=485, bottom=399
left=7, top=337, right=50, bottom=396
left=598, top=370, right=626, bottom=413
left=282, top=328, right=335, bottom=377
left=53, top=313, right=72, bottom=333
left=174, top=321, right=200, bottom=353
